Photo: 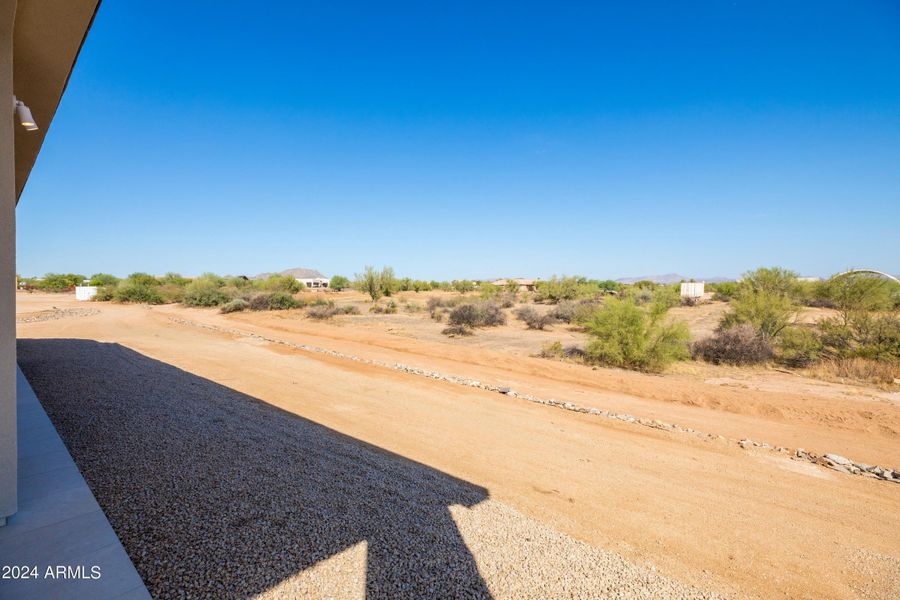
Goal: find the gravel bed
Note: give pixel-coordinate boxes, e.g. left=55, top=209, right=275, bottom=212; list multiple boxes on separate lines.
left=18, top=338, right=725, bottom=600
left=15, top=307, right=99, bottom=323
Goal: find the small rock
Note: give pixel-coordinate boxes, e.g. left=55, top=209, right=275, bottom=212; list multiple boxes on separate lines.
left=823, top=454, right=852, bottom=466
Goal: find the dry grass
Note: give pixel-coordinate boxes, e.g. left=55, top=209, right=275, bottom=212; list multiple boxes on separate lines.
left=803, top=358, right=900, bottom=389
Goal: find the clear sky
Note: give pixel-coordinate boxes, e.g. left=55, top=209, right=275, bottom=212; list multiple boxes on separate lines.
left=16, top=1, right=900, bottom=280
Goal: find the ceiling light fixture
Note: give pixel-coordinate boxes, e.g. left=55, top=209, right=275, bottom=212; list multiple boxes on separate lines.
left=13, top=96, right=38, bottom=131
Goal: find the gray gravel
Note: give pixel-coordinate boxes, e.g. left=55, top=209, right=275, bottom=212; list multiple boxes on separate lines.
left=18, top=338, right=726, bottom=600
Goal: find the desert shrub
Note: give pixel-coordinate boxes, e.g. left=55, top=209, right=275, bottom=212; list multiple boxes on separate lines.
left=267, top=291, right=301, bottom=310
left=680, top=296, right=698, bottom=307
left=370, top=300, right=398, bottom=314
left=719, top=292, right=795, bottom=339
left=248, top=293, right=273, bottom=311
left=404, top=301, right=423, bottom=313
left=708, top=281, right=739, bottom=301
left=308, top=304, right=337, bottom=319
left=355, top=266, right=398, bottom=301
left=329, top=275, right=351, bottom=291
left=718, top=268, right=800, bottom=339
left=534, top=276, right=598, bottom=304
left=594, top=280, right=623, bottom=294
left=220, top=298, right=250, bottom=314
left=380, top=267, right=398, bottom=297
left=445, top=301, right=506, bottom=332
left=540, top=341, right=587, bottom=361
left=159, top=272, right=191, bottom=287
left=159, top=284, right=186, bottom=304
left=448, top=304, right=480, bottom=328
left=541, top=341, right=565, bottom=357
left=114, top=280, right=164, bottom=304
left=818, top=313, right=900, bottom=362
left=515, top=306, right=554, bottom=330
left=452, top=280, right=475, bottom=293
left=38, top=273, right=86, bottom=292
left=93, top=285, right=117, bottom=301
left=477, top=301, right=506, bottom=326
left=479, top=282, right=500, bottom=299
left=426, top=295, right=467, bottom=317
left=583, top=298, right=690, bottom=372
left=777, top=326, right=823, bottom=367
left=805, top=357, right=899, bottom=386
left=625, top=286, right=654, bottom=305
left=441, top=324, right=473, bottom=336
left=498, top=293, right=517, bottom=308
left=692, top=325, right=774, bottom=365
left=88, top=273, right=119, bottom=287
left=823, top=274, right=900, bottom=320
left=182, top=278, right=230, bottom=307
left=549, top=301, right=577, bottom=323
left=125, top=272, right=161, bottom=287
left=572, top=301, right=602, bottom=325
left=740, top=267, right=801, bottom=298
left=257, top=274, right=301, bottom=293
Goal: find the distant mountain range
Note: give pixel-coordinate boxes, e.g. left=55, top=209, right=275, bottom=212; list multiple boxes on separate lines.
left=615, top=273, right=734, bottom=284
left=252, top=267, right=326, bottom=280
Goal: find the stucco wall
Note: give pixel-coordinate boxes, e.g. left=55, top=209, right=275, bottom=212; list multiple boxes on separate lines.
left=1, top=2, right=18, bottom=523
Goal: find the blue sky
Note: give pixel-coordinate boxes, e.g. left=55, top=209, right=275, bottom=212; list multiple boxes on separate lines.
left=16, top=1, right=900, bottom=280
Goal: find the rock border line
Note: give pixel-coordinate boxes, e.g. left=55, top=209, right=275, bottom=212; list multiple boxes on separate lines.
left=169, top=317, right=899, bottom=485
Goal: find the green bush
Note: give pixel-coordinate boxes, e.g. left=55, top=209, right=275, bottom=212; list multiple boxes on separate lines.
left=583, top=298, right=690, bottom=372
left=355, top=266, right=383, bottom=301
left=708, top=281, right=738, bottom=301
left=266, top=291, right=301, bottom=310
left=159, top=272, right=191, bottom=287
left=88, top=273, right=119, bottom=287
left=220, top=298, right=250, bottom=314
left=37, top=273, right=86, bottom=292
left=159, top=284, right=186, bottom=304
left=777, top=327, right=823, bottom=367
left=718, top=268, right=800, bottom=339
left=329, top=275, right=351, bottom=291
left=719, top=291, right=795, bottom=338
left=182, top=279, right=231, bottom=307
left=818, top=313, right=900, bottom=362
left=534, top=276, right=598, bottom=304
left=822, top=274, right=900, bottom=320
left=114, top=280, right=164, bottom=304
left=93, top=285, right=117, bottom=301
left=257, top=274, right=301, bottom=293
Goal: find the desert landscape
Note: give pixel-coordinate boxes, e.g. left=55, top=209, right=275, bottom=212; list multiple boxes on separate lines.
left=15, top=280, right=900, bottom=599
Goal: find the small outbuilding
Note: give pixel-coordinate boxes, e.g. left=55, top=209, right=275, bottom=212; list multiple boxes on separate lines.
left=680, top=282, right=705, bottom=299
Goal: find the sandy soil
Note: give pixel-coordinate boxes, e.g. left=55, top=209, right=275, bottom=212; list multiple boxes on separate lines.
left=15, top=292, right=900, bottom=599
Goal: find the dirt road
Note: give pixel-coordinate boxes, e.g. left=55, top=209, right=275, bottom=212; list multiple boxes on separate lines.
left=15, top=293, right=900, bottom=599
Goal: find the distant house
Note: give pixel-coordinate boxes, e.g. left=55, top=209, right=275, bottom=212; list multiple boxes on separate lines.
left=253, top=267, right=330, bottom=290
left=491, top=278, right=537, bottom=293
left=298, top=276, right=329, bottom=290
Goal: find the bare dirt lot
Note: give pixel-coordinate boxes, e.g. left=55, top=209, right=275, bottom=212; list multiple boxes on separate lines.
left=16, top=292, right=900, bottom=599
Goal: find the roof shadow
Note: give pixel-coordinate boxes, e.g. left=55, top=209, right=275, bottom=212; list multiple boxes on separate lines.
left=17, top=338, right=493, bottom=599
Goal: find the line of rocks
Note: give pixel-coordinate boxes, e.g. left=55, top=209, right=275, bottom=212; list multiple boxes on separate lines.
left=16, top=307, right=100, bottom=323
left=170, top=317, right=900, bottom=485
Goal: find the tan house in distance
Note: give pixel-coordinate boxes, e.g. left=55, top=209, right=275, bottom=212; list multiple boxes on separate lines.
left=491, top=278, right=537, bottom=292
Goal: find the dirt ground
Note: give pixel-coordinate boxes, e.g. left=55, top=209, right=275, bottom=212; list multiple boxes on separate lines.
left=15, top=291, right=900, bottom=599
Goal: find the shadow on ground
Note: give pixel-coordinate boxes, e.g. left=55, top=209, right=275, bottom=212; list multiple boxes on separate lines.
left=17, top=338, right=492, bottom=599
